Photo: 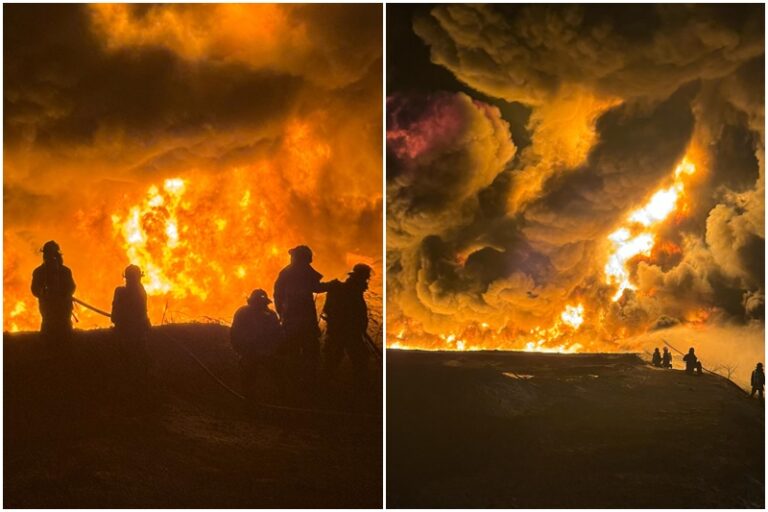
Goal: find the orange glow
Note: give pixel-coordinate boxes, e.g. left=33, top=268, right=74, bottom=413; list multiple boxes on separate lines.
left=388, top=303, right=587, bottom=353
left=89, top=4, right=294, bottom=65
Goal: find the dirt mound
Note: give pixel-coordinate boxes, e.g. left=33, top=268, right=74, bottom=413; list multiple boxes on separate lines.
left=387, top=350, right=764, bottom=508
left=5, top=324, right=382, bottom=508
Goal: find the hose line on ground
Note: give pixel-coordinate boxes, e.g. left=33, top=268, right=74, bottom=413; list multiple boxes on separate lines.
left=71, top=295, right=381, bottom=418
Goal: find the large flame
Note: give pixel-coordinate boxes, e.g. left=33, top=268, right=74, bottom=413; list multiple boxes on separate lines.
left=4, top=120, right=381, bottom=333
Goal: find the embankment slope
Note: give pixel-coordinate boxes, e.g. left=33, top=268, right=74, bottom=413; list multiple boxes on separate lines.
left=387, top=350, right=763, bottom=508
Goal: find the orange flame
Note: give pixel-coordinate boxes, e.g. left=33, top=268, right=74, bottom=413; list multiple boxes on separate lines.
left=4, top=119, right=381, bottom=333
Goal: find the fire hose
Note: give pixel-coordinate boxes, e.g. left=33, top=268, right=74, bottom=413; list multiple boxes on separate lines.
left=73, top=297, right=111, bottom=318
left=70, top=296, right=381, bottom=418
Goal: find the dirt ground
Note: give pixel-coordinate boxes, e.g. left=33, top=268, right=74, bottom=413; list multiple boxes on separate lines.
left=4, top=324, right=382, bottom=508
left=387, top=350, right=764, bottom=508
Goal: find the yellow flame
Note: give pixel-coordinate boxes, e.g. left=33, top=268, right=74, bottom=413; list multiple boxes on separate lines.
left=561, top=303, right=585, bottom=329
left=112, top=178, right=192, bottom=296
left=605, top=157, right=696, bottom=301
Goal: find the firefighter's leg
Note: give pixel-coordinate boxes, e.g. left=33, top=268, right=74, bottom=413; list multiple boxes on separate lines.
left=304, top=333, right=321, bottom=370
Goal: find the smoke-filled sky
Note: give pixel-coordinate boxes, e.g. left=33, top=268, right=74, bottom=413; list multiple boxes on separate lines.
left=387, top=4, right=764, bottom=352
left=4, top=4, right=382, bottom=331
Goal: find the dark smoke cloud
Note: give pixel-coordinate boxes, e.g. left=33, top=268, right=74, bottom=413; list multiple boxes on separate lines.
left=412, top=4, right=763, bottom=104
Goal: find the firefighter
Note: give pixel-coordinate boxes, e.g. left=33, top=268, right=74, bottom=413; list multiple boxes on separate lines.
left=111, top=264, right=151, bottom=384
left=662, top=347, right=673, bottom=368
left=751, top=362, right=764, bottom=400
left=31, top=240, right=76, bottom=345
left=322, top=263, right=373, bottom=381
left=273, top=245, right=329, bottom=387
left=230, top=289, right=286, bottom=402
left=683, top=347, right=703, bottom=375
left=651, top=347, right=662, bottom=367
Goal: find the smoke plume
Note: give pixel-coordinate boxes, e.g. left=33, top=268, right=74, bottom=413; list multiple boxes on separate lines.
left=387, top=4, right=764, bottom=357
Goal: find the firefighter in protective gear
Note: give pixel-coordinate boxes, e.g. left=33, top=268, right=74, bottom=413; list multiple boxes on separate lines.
left=322, top=263, right=372, bottom=380
left=683, top=347, right=703, bottom=375
left=31, top=241, right=76, bottom=344
left=273, top=245, right=329, bottom=384
left=662, top=347, right=673, bottom=368
left=231, top=289, right=286, bottom=401
left=651, top=348, right=662, bottom=367
left=111, top=264, right=151, bottom=381
left=751, top=362, right=764, bottom=400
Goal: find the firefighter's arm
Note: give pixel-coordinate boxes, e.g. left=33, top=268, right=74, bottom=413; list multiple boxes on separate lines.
left=110, top=288, right=121, bottom=324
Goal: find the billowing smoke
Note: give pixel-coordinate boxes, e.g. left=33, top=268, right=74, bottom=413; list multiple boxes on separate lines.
left=4, top=4, right=382, bottom=331
left=387, top=4, right=764, bottom=355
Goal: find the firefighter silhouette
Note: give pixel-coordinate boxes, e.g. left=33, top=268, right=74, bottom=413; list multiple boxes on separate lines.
left=273, top=245, right=330, bottom=389
left=322, top=263, right=373, bottom=380
left=230, top=289, right=286, bottom=402
left=751, top=362, right=764, bottom=400
left=111, top=264, right=151, bottom=382
left=31, top=240, right=76, bottom=344
left=662, top=347, right=673, bottom=368
left=651, top=348, right=662, bottom=367
left=683, top=347, right=703, bottom=375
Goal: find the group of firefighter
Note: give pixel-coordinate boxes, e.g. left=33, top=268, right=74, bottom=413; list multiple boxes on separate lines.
left=31, top=240, right=377, bottom=403
left=29, top=239, right=765, bottom=402
left=651, top=345, right=765, bottom=399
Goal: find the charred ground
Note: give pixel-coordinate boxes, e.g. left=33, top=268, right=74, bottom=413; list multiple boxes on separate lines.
left=5, top=324, right=382, bottom=508
left=387, top=350, right=764, bottom=508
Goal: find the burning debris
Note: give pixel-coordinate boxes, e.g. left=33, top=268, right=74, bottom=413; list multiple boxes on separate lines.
left=387, top=4, right=764, bottom=352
